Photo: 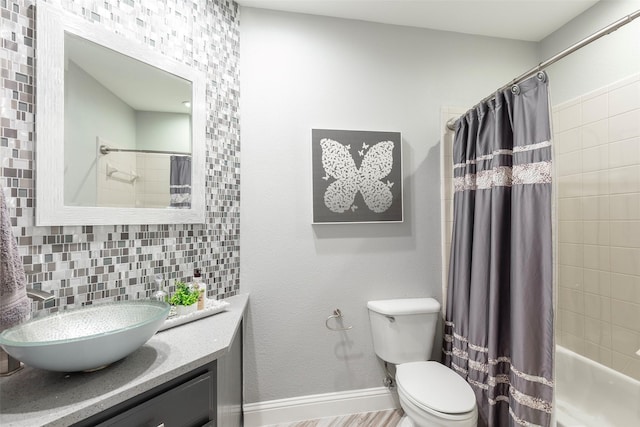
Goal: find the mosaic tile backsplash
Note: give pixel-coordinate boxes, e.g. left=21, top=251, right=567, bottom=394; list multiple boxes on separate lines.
left=0, top=0, right=240, bottom=312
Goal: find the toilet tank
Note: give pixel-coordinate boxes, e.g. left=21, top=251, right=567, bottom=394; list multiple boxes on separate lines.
left=367, top=298, right=441, bottom=364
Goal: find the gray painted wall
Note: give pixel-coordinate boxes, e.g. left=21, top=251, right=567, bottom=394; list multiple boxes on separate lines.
left=239, top=7, right=539, bottom=403
left=136, top=111, right=191, bottom=152
left=540, top=0, right=640, bottom=104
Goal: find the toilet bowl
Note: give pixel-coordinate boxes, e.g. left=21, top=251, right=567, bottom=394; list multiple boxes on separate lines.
left=367, top=298, right=478, bottom=427
left=396, top=361, right=477, bottom=427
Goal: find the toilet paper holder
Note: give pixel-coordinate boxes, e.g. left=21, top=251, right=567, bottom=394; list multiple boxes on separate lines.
left=325, top=309, right=353, bottom=331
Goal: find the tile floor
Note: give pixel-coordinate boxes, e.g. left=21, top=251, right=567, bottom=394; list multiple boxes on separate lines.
left=263, top=409, right=404, bottom=426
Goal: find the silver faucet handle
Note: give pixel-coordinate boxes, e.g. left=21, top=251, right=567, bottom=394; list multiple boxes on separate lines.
left=153, top=274, right=166, bottom=301
left=25, top=287, right=55, bottom=302
left=154, top=290, right=167, bottom=301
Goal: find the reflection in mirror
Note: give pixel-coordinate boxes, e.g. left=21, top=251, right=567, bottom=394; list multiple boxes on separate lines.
left=63, top=32, right=193, bottom=209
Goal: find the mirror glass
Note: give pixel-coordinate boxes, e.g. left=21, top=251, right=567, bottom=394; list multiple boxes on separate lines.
left=64, top=33, right=193, bottom=209
left=36, top=2, right=205, bottom=226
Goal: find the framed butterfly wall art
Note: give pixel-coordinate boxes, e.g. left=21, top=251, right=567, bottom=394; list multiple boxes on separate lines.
left=312, top=129, right=403, bottom=223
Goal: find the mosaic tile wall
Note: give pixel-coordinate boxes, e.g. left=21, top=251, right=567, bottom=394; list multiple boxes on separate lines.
left=0, top=0, right=241, bottom=312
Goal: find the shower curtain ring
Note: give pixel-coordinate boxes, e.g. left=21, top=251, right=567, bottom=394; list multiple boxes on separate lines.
left=511, top=85, right=521, bottom=95
left=536, top=71, right=547, bottom=82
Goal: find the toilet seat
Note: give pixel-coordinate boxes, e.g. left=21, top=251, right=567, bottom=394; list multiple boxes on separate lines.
left=396, top=361, right=476, bottom=417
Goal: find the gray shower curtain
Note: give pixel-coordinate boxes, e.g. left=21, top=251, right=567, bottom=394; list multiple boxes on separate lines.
left=443, top=73, right=554, bottom=427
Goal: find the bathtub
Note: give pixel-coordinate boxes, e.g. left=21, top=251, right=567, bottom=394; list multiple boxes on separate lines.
left=555, top=345, right=640, bottom=426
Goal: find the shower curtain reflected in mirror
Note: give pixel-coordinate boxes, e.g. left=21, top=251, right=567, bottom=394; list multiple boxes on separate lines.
left=443, top=73, right=554, bottom=426
left=170, top=155, right=192, bottom=209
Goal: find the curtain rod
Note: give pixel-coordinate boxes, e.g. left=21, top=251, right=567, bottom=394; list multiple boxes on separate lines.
left=447, top=8, right=640, bottom=131
left=99, top=145, right=190, bottom=156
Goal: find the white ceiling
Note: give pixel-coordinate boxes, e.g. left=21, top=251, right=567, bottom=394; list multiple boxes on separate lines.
left=237, top=0, right=601, bottom=42
left=64, top=0, right=601, bottom=112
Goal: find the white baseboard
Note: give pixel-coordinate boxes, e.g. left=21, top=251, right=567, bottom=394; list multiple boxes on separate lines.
left=243, top=386, right=400, bottom=427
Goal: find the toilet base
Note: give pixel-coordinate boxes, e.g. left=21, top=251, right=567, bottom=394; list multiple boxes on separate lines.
left=399, top=415, right=415, bottom=427
left=399, top=411, right=476, bottom=427
left=398, top=389, right=477, bottom=427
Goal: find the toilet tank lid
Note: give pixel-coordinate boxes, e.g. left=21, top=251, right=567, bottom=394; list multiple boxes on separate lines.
left=367, top=298, right=440, bottom=315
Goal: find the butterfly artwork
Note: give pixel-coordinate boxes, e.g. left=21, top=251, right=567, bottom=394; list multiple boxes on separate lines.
left=320, top=138, right=394, bottom=214
left=312, top=129, right=403, bottom=223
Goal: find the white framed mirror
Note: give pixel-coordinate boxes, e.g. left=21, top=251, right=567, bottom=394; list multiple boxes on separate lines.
left=36, top=2, right=206, bottom=226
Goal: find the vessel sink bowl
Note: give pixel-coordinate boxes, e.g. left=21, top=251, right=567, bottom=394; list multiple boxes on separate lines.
left=0, top=300, right=170, bottom=372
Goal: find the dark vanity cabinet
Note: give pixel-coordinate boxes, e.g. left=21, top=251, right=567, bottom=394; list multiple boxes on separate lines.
left=74, top=326, right=242, bottom=427
left=89, top=363, right=217, bottom=427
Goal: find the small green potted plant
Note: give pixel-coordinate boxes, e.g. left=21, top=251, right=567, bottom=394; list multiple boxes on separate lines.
left=169, top=281, right=200, bottom=316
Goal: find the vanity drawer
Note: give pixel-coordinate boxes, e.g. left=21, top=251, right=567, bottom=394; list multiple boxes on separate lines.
left=96, top=371, right=214, bottom=427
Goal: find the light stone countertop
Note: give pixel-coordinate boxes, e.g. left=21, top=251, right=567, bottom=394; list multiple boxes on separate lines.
left=0, top=293, right=249, bottom=427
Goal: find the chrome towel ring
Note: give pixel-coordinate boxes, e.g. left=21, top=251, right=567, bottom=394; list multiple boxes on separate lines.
left=325, top=309, right=353, bottom=331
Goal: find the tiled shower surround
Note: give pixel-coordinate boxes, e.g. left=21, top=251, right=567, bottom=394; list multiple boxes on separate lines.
left=554, top=73, right=640, bottom=380
left=0, top=0, right=240, bottom=310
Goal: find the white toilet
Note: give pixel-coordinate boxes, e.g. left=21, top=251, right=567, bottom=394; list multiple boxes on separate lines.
left=367, top=298, right=478, bottom=427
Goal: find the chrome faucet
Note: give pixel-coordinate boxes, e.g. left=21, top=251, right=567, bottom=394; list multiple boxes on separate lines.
left=1, top=288, right=52, bottom=376
left=25, top=287, right=55, bottom=303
